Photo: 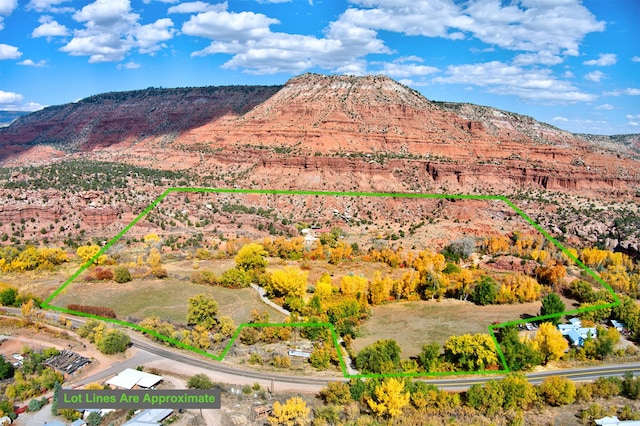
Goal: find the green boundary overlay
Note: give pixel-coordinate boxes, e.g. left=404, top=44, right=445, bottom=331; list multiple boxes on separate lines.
left=41, top=188, right=620, bottom=379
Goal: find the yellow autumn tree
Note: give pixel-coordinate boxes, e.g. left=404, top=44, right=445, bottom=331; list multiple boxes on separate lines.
left=143, top=233, right=160, bottom=244
left=412, top=250, right=446, bottom=278
left=76, top=245, right=107, bottom=265
left=269, top=266, right=308, bottom=299
left=340, top=274, right=368, bottom=297
left=497, top=273, right=541, bottom=303
left=328, top=241, right=353, bottom=264
left=485, top=235, right=510, bottom=255
left=84, top=382, right=104, bottom=390
left=315, top=273, right=333, bottom=300
left=368, top=271, right=393, bottom=305
left=367, top=377, right=410, bottom=419
left=147, top=247, right=162, bottom=268
left=580, top=247, right=608, bottom=268
left=396, top=271, right=420, bottom=300
left=534, top=322, right=568, bottom=364
left=268, top=396, right=310, bottom=426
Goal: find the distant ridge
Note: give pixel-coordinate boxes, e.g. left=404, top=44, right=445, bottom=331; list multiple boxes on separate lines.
left=0, top=73, right=638, bottom=198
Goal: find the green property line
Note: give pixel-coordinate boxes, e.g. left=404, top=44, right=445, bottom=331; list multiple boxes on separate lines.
left=41, top=188, right=618, bottom=379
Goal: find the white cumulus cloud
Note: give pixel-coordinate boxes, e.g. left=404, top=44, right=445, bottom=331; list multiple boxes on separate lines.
left=61, top=0, right=175, bottom=62
left=0, top=90, right=23, bottom=105
left=0, top=43, right=21, bottom=59
left=18, top=59, right=47, bottom=67
left=595, top=104, right=613, bottom=110
left=184, top=6, right=389, bottom=74
left=584, top=53, right=617, bottom=66
left=168, top=1, right=227, bottom=14
left=339, top=0, right=604, bottom=60
left=0, top=0, right=17, bottom=30
left=26, top=0, right=73, bottom=13
left=433, top=61, right=596, bottom=103
left=585, top=70, right=605, bottom=82
left=117, top=61, right=140, bottom=69
left=32, top=15, right=69, bottom=38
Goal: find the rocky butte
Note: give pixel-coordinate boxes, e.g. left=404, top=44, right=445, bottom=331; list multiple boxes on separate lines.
left=0, top=73, right=638, bottom=199
left=0, top=73, right=639, bottom=255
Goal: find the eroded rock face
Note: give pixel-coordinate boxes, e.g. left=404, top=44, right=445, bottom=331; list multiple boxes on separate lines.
left=0, top=73, right=638, bottom=199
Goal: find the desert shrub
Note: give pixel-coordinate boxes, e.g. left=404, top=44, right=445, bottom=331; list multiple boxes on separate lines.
left=67, top=304, right=117, bottom=319
left=114, top=266, right=132, bottom=283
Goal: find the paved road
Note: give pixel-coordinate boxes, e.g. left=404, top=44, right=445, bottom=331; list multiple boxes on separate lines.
left=6, top=307, right=640, bottom=392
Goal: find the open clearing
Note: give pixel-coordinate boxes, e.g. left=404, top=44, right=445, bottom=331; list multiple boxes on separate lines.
left=352, top=298, right=546, bottom=358
left=54, top=277, right=286, bottom=325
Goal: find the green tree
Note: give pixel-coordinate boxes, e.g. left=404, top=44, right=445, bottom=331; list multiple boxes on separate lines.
left=500, top=373, right=538, bottom=410
left=418, top=342, right=440, bottom=372
left=114, top=266, right=131, bottom=283
left=443, top=333, right=498, bottom=371
left=499, top=326, right=542, bottom=371
left=0, top=356, right=14, bottom=379
left=0, top=287, right=17, bottom=306
left=187, top=373, right=214, bottom=389
left=355, top=340, right=401, bottom=374
left=219, top=267, right=250, bottom=288
left=51, top=381, right=61, bottom=415
left=187, top=294, right=219, bottom=329
left=472, top=276, right=497, bottom=305
left=97, top=329, right=130, bottom=354
left=540, top=293, right=565, bottom=325
left=466, top=381, right=505, bottom=416
left=86, top=411, right=102, bottom=426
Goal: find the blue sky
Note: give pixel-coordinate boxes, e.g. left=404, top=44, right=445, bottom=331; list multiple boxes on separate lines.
left=0, top=0, right=638, bottom=135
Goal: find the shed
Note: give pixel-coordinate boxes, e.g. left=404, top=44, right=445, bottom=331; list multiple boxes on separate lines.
left=105, top=369, right=163, bottom=390
left=566, top=329, right=583, bottom=346
left=123, top=409, right=173, bottom=426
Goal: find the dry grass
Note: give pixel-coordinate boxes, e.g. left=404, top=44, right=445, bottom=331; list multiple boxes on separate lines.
left=53, top=276, right=286, bottom=325
left=352, top=298, right=545, bottom=358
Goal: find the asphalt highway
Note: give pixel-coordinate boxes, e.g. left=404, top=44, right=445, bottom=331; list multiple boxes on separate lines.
left=6, top=307, right=640, bottom=392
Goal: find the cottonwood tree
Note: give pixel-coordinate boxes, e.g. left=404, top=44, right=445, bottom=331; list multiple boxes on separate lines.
left=235, top=243, right=268, bottom=274
left=534, top=322, right=568, bottom=364
left=539, top=376, right=576, bottom=406
left=367, top=378, right=410, bottom=419
left=540, top=293, right=565, bottom=325
left=268, top=397, right=310, bottom=426
left=187, top=294, right=219, bottom=329
left=269, top=266, right=308, bottom=299
left=443, top=333, right=498, bottom=371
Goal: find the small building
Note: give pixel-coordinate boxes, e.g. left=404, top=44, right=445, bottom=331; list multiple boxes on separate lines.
left=71, top=419, right=87, bottom=426
left=610, top=320, right=626, bottom=332
left=594, top=415, right=640, bottom=425
left=288, top=349, right=312, bottom=358
left=557, top=322, right=597, bottom=347
left=44, top=350, right=91, bottom=376
left=105, top=368, right=163, bottom=390
left=123, top=409, right=172, bottom=426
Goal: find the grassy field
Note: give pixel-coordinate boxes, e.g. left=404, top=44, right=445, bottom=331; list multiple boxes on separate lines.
left=352, top=298, right=545, bottom=358
left=53, top=276, right=286, bottom=326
